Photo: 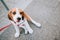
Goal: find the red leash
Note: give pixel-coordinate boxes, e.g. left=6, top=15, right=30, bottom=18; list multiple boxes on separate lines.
left=0, top=23, right=12, bottom=31
left=0, top=21, right=25, bottom=31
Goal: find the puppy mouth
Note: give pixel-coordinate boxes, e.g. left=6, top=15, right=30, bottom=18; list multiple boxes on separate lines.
left=17, top=20, right=20, bottom=22
left=17, top=17, right=21, bottom=22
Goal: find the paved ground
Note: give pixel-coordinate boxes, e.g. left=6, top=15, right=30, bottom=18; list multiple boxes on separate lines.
left=0, top=0, right=60, bottom=40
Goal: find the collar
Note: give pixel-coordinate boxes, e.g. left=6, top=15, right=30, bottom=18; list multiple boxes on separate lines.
left=14, top=20, right=25, bottom=26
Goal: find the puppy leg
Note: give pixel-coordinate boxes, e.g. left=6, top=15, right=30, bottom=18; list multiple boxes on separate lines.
left=10, top=21, right=20, bottom=37
left=30, top=18, right=41, bottom=27
left=23, top=13, right=41, bottom=27
left=20, top=26, right=28, bottom=34
left=24, top=19, right=33, bottom=34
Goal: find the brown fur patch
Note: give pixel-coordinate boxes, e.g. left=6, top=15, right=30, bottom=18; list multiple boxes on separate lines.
left=19, top=9, right=31, bottom=21
left=8, top=10, right=13, bottom=20
left=8, top=8, right=16, bottom=21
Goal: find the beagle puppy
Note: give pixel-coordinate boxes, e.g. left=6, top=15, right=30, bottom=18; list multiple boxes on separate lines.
left=8, top=8, right=41, bottom=37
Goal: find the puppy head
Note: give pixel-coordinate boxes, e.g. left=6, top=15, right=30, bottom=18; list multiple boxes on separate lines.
left=8, top=8, right=24, bottom=22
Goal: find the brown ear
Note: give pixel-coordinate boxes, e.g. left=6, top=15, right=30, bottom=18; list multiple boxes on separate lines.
left=19, top=11, right=24, bottom=20
left=19, top=9, right=31, bottom=21
left=8, top=11, right=13, bottom=20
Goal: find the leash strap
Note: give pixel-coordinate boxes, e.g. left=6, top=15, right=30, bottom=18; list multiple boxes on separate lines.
left=0, top=20, right=25, bottom=31
left=0, top=23, right=12, bottom=31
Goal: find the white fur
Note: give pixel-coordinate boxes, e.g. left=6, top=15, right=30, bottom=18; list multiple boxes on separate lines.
left=24, top=19, right=33, bottom=34
left=10, top=8, right=41, bottom=38
left=13, top=8, right=22, bottom=22
left=10, top=21, right=20, bottom=37
left=10, top=18, right=33, bottom=37
left=26, top=14, right=41, bottom=27
left=30, top=19, right=41, bottom=27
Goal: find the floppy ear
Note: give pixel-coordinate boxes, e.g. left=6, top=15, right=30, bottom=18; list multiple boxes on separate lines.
left=22, top=16, right=24, bottom=20
left=8, top=11, right=13, bottom=21
left=19, top=11, right=24, bottom=20
left=19, top=9, right=32, bottom=21
left=19, top=9, right=31, bottom=21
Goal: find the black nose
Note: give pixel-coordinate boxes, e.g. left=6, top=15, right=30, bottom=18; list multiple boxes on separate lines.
left=17, top=17, right=21, bottom=20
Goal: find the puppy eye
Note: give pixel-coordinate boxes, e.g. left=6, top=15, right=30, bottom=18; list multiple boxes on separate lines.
left=20, top=12, right=24, bottom=14
left=13, top=12, right=16, bottom=15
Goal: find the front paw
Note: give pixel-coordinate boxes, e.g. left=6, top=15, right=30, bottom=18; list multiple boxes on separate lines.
left=15, top=33, right=20, bottom=38
left=29, top=29, right=33, bottom=34
left=36, top=23, right=41, bottom=27
left=25, top=30, right=28, bottom=34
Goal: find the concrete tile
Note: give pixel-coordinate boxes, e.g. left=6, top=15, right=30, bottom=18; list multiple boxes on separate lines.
left=4, top=0, right=33, bottom=10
